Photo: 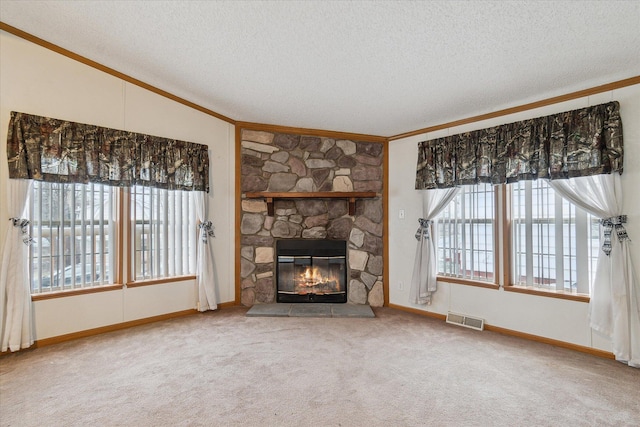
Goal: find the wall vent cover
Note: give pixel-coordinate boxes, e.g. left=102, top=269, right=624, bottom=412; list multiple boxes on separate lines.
left=446, top=312, right=485, bottom=331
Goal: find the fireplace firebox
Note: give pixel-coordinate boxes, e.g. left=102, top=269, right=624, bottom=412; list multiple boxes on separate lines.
left=276, top=239, right=347, bottom=303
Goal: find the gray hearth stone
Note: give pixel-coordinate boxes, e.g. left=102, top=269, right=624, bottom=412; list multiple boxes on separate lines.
left=246, top=303, right=291, bottom=317
left=246, top=303, right=375, bottom=318
left=331, top=304, right=375, bottom=318
left=289, top=304, right=332, bottom=317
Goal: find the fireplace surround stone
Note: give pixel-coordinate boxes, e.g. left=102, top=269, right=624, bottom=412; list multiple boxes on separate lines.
left=240, top=129, right=384, bottom=307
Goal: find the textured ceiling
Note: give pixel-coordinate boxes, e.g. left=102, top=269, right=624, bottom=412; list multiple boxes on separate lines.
left=1, top=1, right=639, bottom=137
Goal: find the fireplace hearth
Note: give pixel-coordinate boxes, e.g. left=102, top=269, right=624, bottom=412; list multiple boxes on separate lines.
left=276, top=239, right=347, bottom=303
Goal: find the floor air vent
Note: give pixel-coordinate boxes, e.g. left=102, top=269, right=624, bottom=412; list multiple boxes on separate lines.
left=446, top=312, right=485, bottom=331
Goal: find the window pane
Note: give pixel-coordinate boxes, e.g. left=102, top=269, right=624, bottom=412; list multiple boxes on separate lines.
left=435, top=184, right=495, bottom=282
left=510, top=180, right=598, bottom=294
left=130, top=186, right=197, bottom=281
left=29, top=182, right=116, bottom=293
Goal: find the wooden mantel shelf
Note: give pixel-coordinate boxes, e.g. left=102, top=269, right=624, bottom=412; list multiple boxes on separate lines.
left=245, top=191, right=378, bottom=216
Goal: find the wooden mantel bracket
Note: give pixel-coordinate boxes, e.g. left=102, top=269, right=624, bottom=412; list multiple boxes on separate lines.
left=245, top=191, right=379, bottom=216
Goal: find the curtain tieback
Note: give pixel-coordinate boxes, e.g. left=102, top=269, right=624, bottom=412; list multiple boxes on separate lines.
left=415, top=218, right=433, bottom=241
left=600, top=215, right=629, bottom=256
left=199, top=221, right=215, bottom=243
left=10, top=217, right=34, bottom=246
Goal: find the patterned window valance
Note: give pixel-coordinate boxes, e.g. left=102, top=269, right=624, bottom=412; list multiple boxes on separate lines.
left=6, top=111, right=209, bottom=192
left=415, top=101, right=623, bottom=189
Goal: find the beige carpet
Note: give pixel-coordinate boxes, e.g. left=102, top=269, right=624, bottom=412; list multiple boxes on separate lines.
left=1, top=306, right=639, bottom=427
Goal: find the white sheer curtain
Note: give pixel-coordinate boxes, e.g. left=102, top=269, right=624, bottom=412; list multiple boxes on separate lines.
left=0, top=179, right=34, bottom=352
left=548, top=173, right=639, bottom=367
left=194, top=191, right=218, bottom=312
left=410, top=187, right=460, bottom=305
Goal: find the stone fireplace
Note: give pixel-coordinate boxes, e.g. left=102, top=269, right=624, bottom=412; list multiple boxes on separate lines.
left=239, top=129, right=384, bottom=307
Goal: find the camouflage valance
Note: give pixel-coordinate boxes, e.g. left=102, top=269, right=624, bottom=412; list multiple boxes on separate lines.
left=6, top=111, right=209, bottom=192
left=415, top=101, right=623, bottom=189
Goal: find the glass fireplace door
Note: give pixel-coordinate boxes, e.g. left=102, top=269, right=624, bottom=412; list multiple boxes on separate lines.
left=276, top=240, right=347, bottom=303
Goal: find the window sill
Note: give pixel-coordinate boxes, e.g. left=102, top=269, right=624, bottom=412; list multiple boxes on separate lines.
left=504, top=285, right=590, bottom=303
left=436, top=276, right=500, bottom=290
left=31, top=284, right=124, bottom=301
left=126, top=275, right=197, bottom=288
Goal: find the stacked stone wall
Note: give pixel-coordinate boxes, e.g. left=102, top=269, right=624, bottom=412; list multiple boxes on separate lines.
left=240, top=129, right=384, bottom=306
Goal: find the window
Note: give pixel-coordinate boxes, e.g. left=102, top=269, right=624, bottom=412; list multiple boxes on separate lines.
left=434, top=181, right=600, bottom=296
left=510, top=180, right=599, bottom=294
left=436, top=184, right=495, bottom=282
left=130, top=186, right=197, bottom=281
left=29, top=183, right=198, bottom=294
left=29, top=182, right=116, bottom=293
left=9, top=111, right=209, bottom=296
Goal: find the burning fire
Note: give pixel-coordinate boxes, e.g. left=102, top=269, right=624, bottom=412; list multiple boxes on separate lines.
left=299, top=267, right=327, bottom=286
left=296, top=267, right=340, bottom=294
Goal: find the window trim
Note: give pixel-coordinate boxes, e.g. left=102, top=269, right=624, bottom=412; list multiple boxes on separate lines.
left=126, top=276, right=197, bottom=288
left=436, top=275, right=500, bottom=290
left=31, top=284, right=124, bottom=301
left=503, top=285, right=590, bottom=302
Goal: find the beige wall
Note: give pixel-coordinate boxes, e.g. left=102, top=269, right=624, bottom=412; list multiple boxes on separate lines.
left=0, top=30, right=236, bottom=340
left=388, top=84, right=640, bottom=353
